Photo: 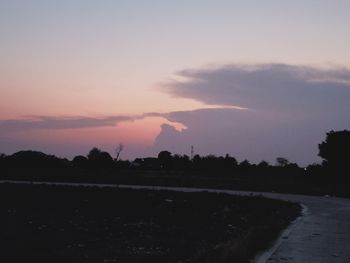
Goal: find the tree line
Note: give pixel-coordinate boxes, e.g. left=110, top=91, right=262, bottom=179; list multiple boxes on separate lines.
left=0, top=130, right=349, bottom=183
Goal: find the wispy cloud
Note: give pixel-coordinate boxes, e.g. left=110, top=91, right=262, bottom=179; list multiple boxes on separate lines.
left=0, top=115, right=136, bottom=133
left=0, top=111, right=203, bottom=134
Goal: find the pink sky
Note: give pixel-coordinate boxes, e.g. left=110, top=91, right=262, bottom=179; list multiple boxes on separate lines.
left=1, top=1, right=350, bottom=164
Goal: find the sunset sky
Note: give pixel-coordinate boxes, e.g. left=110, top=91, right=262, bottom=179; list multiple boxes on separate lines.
left=1, top=1, right=350, bottom=165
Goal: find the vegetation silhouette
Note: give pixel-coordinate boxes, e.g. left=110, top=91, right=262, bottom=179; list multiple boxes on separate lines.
left=0, top=130, right=349, bottom=196
left=87, top=147, right=114, bottom=170
left=318, top=130, right=350, bottom=177
left=157, top=150, right=172, bottom=169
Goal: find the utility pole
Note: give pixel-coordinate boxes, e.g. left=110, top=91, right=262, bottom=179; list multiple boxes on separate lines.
left=190, top=145, right=194, bottom=160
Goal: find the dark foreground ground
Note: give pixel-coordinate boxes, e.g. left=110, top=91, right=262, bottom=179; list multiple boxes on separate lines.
left=0, top=184, right=300, bottom=263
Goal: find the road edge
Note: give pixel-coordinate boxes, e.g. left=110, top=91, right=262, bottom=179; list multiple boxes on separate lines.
left=253, top=204, right=308, bottom=263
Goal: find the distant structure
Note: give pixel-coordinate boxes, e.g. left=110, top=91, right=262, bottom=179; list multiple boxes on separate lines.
left=190, top=145, right=194, bottom=160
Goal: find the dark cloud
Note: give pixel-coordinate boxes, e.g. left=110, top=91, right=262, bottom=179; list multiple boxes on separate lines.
left=0, top=115, right=134, bottom=133
left=0, top=112, right=171, bottom=133
left=153, top=63, right=350, bottom=164
left=164, top=64, right=350, bottom=117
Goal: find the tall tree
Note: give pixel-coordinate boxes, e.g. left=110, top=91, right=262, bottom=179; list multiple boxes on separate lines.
left=157, top=151, right=172, bottom=169
left=319, top=130, right=350, bottom=169
left=87, top=147, right=102, bottom=161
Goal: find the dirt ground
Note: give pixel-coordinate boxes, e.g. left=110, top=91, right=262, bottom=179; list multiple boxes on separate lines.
left=0, top=183, right=300, bottom=263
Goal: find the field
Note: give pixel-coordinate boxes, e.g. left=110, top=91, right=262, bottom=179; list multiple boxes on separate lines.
left=0, top=183, right=300, bottom=263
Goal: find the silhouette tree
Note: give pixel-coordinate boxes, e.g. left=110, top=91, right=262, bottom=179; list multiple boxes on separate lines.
left=4, top=151, right=69, bottom=180
left=87, top=147, right=103, bottom=161
left=72, top=155, right=88, bottom=169
left=99, top=152, right=114, bottom=163
left=192, top=154, right=202, bottom=170
left=319, top=130, right=350, bottom=172
left=0, top=153, right=7, bottom=175
left=240, top=160, right=251, bottom=167
left=158, top=151, right=172, bottom=169
left=172, top=154, right=191, bottom=170
left=87, top=147, right=114, bottom=170
left=276, top=157, right=289, bottom=167
left=258, top=161, right=270, bottom=168
left=224, top=154, right=238, bottom=167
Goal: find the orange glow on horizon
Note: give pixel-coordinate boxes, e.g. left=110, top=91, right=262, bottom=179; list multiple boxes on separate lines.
left=9, top=116, right=186, bottom=148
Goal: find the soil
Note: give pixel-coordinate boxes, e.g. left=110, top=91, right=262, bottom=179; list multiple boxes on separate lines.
left=0, top=183, right=300, bottom=263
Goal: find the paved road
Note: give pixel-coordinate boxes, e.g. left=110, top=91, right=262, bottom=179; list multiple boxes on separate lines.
left=1, top=180, right=350, bottom=262
left=248, top=192, right=350, bottom=263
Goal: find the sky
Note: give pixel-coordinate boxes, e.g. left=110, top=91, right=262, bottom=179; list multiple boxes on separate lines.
left=1, top=0, right=350, bottom=165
